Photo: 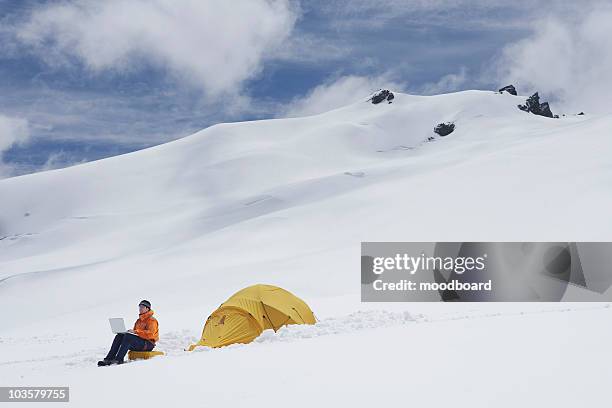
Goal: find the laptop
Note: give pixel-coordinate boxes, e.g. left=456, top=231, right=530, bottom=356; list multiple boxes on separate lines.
left=109, top=318, right=135, bottom=335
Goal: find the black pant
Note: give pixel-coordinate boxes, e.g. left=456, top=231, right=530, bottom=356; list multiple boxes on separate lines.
left=105, top=333, right=154, bottom=362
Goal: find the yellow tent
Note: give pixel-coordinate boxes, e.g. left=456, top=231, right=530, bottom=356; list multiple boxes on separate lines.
left=188, top=284, right=316, bottom=350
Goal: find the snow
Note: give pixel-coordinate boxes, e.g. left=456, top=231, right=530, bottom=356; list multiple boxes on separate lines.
left=1, top=90, right=611, bottom=406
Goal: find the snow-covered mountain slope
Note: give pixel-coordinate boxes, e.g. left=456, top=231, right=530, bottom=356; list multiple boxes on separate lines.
left=1, top=90, right=611, bottom=407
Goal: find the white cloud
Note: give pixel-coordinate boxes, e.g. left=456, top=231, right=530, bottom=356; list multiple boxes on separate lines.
left=0, top=114, right=30, bottom=179
left=281, top=74, right=406, bottom=118
left=318, top=0, right=536, bottom=31
left=273, top=32, right=352, bottom=64
left=14, top=0, right=298, bottom=96
left=494, top=3, right=612, bottom=114
left=40, top=151, right=87, bottom=172
left=420, top=67, right=468, bottom=95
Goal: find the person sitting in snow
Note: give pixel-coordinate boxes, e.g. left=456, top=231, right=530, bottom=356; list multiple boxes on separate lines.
left=98, top=300, right=159, bottom=366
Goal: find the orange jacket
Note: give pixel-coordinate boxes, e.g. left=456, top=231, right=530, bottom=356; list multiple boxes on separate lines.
left=133, top=309, right=159, bottom=344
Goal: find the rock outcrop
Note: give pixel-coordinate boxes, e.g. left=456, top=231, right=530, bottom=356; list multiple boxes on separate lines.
left=370, top=90, right=394, bottom=104
left=518, top=92, right=554, bottom=118
left=499, top=85, right=517, bottom=96
left=434, top=122, right=455, bottom=136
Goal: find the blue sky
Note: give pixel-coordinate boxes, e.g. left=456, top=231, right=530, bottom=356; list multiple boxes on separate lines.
left=0, top=0, right=609, bottom=177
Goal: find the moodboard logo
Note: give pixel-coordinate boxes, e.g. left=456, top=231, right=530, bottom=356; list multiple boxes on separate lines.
left=361, top=242, right=612, bottom=302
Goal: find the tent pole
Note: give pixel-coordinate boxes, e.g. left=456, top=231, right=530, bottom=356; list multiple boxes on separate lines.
left=292, top=307, right=306, bottom=323
left=261, top=301, right=278, bottom=332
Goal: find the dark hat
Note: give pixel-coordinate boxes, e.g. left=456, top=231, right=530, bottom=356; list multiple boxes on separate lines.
left=139, top=300, right=151, bottom=309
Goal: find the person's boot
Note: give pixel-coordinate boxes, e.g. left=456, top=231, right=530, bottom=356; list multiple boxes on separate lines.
left=109, top=359, right=124, bottom=365
left=97, top=359, right=112, bottom=367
